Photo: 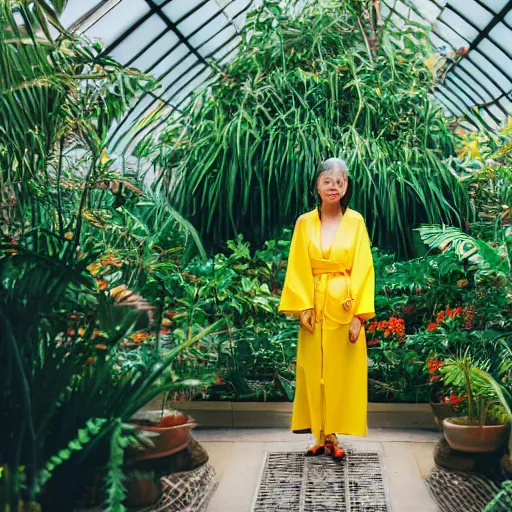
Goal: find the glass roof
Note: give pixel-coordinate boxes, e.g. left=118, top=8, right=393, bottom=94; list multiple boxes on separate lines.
left=59, top=0, right=512, bottom=148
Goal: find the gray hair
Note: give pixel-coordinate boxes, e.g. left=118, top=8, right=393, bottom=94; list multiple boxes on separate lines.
left=318, top=157, right=349, bottom=176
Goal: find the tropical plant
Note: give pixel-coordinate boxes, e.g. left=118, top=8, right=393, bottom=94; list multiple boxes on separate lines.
left=440, top=348, right=511, bottom=427
left=0, top=240, right=222, bottom=510
left=135, top=0, right=471, bottom=257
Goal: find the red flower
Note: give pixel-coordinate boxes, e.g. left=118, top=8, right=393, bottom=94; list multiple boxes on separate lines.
left=367, top=339, right=380, bottom=347
left=429, top=375, right=441, bottom=382
left=436, top=311, right=445, bottom=323
left=455, top=306, right=464, bottom=316
left=428, top=358, right=443, bottom=374
left=427, top=322, right=439, bottom=332
left=367, top=322, right=377, bottom=333
left=449, top=392, right=465, bottom=405
left=465, top=321, right=473, bottom=328
left=160, top=328, right=170, bottom=335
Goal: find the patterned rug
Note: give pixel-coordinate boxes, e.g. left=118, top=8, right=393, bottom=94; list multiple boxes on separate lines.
left=251, top=451, right=391, bottom=512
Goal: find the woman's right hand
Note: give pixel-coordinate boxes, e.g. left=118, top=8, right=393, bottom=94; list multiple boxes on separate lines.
left=299, top=309, right=315, bottom=334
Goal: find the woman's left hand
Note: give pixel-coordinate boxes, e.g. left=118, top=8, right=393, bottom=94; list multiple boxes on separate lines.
left=349, top=317, right=362, bottom=344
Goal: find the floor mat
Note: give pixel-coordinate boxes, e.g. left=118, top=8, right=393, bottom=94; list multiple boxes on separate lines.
left=251, top=450, right=391, bottom=512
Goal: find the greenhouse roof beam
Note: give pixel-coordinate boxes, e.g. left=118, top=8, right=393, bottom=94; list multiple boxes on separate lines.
left=382, top=0, right=511, bottom=120
left=445, top=2, right=512, bottom=60
left=108, top=1, right=250, bottom=145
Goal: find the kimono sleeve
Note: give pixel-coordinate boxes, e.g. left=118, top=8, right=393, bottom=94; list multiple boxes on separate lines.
left=351, top=217, right=375, bottom=321
left=278, top=215, right=314, bottom=315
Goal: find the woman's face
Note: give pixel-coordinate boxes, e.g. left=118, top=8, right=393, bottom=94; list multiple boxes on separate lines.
left=316, top=170, right=348, bottom=205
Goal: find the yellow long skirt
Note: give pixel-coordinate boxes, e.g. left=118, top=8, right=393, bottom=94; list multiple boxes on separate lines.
left=291, top=322, right=368, bottom=440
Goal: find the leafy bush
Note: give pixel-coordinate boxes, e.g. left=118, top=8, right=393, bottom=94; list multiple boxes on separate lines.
left=139, top=0, right=471, bottom=257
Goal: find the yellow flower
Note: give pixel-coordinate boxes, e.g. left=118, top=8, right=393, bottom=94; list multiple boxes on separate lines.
left=64, top=231, right=73, bottom=241
left=375, top=87, right=382, bottom=97
left=78, top=327, right=86, bottom=336
left=100, top=148, right=110, bottom=165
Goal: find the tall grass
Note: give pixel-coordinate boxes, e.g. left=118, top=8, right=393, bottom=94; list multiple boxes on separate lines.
left=139, top=0, right=472, bottom=257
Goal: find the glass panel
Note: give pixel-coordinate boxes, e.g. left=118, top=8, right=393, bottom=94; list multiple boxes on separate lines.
left=190, top=22, right=235, bottom=55
left=176, top=3, right=224, bottom=37
left=438, top=9, right=479, bottom=40
left=168, top=67, right=213, bottom=104
left=410, top=0, right=444, bottom=23
left=433, top=91, right=462, bottom=115
left=215, top=35, right=240, bottom=60
left=153, top=50, right=196, bottom=82
left=110, top=17, right=168, bottom=65
left=459, top=60, right=502, bottom=97
left=478, top=0, right=510, bottom=14
left=470, top=51, right=510, bottom=90
left=130, top=31, right=181, bottom=72
left=159, top=55, right=201, bottom=90
left=489, top=23, right=512, bottom=60
left=434, top=21, right=469, bottom=48
left=448, top=73, right=488, bottom=102
left=449, top=2, right=493, bottom=31
left=477, top=39, right=512, bottom=79
left=162, top=0, right=208, bottom=24
left=60, top=0, right=103, bottom=28
left=505, top=10, right=512, bottom=26
left=83, top=0, right=150, bottom=48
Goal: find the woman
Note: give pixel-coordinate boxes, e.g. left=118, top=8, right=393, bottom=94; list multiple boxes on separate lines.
left=278, top=158, right=375, bottom=460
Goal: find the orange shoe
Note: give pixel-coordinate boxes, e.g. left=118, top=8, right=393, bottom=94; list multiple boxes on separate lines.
left=324, top=434, right=346, bottom=461
left=305, top=444, right=325, bottom=456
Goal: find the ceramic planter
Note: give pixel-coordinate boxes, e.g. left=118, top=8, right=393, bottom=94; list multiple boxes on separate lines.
left=430, top=402, right=455, bottom=429
left=443, top=418, right=510, bottom=453
left=128, top=412, right=197, bottom=461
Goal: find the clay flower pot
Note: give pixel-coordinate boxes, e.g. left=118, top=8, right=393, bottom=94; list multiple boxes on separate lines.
left=430, top=402, right=455, bottom=429
left=443, top=418, right=510, bottom=453
left=128, top=412, right=197, bottom=461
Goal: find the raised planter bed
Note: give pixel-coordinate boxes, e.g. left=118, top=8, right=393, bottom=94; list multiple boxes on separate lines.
left=143, top=398, right=436, bottom=429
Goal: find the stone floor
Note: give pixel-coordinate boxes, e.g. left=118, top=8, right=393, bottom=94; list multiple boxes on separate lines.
left=194, top=427, right=441, bottom=512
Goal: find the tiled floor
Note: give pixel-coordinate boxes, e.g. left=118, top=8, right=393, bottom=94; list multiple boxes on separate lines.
left=195, top=428, right=440, bottom=512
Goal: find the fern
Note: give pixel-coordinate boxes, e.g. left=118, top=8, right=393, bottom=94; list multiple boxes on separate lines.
left=36, top=418, right=107, bottom=492
left=484, top=481, right=512, bottom=512
left=103, top=420, right=136, bottom=512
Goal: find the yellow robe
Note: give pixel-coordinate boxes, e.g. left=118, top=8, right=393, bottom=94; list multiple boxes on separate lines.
left=278, top=207, right=375, bottom=440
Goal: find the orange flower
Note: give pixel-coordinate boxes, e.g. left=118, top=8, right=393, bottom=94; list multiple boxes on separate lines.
left=436, top=311, right=445, bottom=323
left=86, top=357, right=96, bottom=366
left=427, top=322, right=439, bottom=332
left=66, top=329, right=76, bottom=336
left=457, top=279, right=469, bottom=288
left=78, top=327, right=86, bottom=336
left=429, top=375, right=441, bottom=382
left=367, top=322, right=377, bottom=333
left=130, top=332, right=149, bottom=343
left=96, top=279, right=108, bottom=290
left=95, top=344, right=108, bottom=350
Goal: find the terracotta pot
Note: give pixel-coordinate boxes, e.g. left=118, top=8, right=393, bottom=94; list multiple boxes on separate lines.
left=128, top=413, right=197, bottom=461
left=443, top=418, right=510, bottom=453
left=430, top=402, right=455, bottom=429
left=124, top=477, right=159, bottom=508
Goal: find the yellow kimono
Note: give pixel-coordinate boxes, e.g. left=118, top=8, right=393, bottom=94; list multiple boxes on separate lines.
left=278, top=207, right=375, bottom=440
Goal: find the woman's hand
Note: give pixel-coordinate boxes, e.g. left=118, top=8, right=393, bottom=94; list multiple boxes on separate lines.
left=349, top=317, right=362, bottom=343
left=299, top=309, right=315, bottom=334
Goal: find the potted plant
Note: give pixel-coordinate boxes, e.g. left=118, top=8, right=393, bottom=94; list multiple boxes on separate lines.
left=127, top=408, right=197, bottom=462
left=440, top=349, right=510, bottom=453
